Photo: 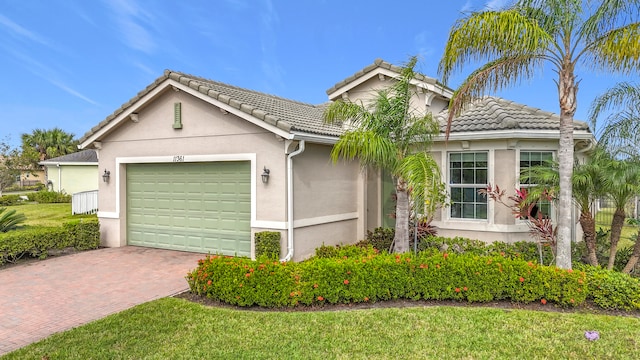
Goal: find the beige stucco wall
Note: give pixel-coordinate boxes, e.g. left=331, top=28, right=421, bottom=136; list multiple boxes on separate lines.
left=93, top=87, right=367, bottom=261
left=44, top=164, right=98, bottom=194
left=96, top=88, right=289, bottom=250
left=334, top=75, right=449, bottom=119
left=428, top=138, right=586, bottom=243
left=291, top=143, right=363, bottom=260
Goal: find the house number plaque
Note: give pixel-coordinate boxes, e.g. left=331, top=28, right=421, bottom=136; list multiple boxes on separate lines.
left=173, top=155, right=185, bottom=162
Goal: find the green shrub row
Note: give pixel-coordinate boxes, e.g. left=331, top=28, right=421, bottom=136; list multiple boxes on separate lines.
left=3, top=183, right=45, bottom=193
left=28, top=190, right=71, bottom=203
left=356, top=229, right=557, bottom=266
left=0, top=219, right=100, bottom=265
left=187, top=247, right=589, bottom=309
left=0, top=194, right=23, bottom=206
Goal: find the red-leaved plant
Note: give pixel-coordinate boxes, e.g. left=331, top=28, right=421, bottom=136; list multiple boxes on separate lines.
left=480, top=184, right=556, bottom=264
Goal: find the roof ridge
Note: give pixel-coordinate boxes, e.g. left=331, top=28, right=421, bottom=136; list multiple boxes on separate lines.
left=165, top=70, right=323, bottom=108
left=325, top=58, right=447, bottom=96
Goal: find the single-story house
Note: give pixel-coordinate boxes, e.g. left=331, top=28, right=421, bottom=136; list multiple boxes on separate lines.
left=78, top=59, right=595, bottom=261
left=40, top=149, right=99, bottom=195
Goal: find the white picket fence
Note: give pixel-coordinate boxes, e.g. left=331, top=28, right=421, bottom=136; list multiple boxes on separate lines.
left=72, top=190, right=98, bottom=215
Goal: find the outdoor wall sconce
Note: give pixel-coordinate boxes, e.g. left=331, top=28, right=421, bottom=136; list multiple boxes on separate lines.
left=261, top=166, right=270, bottom=184
left=102, top=169, right=111, bottom=183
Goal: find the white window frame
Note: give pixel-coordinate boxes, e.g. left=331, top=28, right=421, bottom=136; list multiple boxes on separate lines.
left=517, top=150, right=555, bottom=221
left=448, top=151, right=489, bottom=220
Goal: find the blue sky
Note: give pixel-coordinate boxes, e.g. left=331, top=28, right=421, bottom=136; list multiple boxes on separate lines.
left=0, top=0, right=636, bottom=148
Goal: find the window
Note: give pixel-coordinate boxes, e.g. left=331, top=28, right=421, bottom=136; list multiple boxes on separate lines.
left=520, top=151, right=554, bottom=218
left=449, top=152, right=488, bottom=219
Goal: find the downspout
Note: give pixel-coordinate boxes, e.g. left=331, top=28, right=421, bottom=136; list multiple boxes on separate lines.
left=56, top=164, right=61, bottom=192
left=281, top=140, right=305, bottom=262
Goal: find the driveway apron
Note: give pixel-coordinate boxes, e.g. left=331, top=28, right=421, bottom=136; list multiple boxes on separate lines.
left=0, top=246, right=204, bottom=356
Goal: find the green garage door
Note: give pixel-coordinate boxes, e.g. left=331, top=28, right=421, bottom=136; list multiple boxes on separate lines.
left=127, top=161, right=251, bottom=256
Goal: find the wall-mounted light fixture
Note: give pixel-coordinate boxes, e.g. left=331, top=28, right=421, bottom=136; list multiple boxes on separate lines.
left=102, top=169, right=111, bottom=183
left=261, top=166, right=270, bottom=184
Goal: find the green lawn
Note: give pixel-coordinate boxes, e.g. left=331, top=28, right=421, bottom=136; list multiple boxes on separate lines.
left=4, top=297, right=640, bottom=359
left=7, top=202, right=96, bottom=227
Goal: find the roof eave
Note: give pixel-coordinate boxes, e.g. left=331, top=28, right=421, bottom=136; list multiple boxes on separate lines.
left=435, top=129, right=594, bottom=142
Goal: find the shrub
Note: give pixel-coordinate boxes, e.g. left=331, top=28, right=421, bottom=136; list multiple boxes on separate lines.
left=0, top=194, right=22, bottom=206
left=575, top=264, right=640, bottom=310
left=0, top=219, right=99, bottom=265
left=29, top=190, right=71, bottom=203
left=255, top=231, right=281, bottom=260
left=188, top=250, right=588, bottom=309
left=359, top=227, right=395, bottom=252
left=0, top=207, right=27, bottom=232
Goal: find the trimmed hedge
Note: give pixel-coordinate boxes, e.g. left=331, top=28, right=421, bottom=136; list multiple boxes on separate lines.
left=255, top=231, right=281, bottom=260
left=0, top=219, right=100, bottom=265
left=187, top=247, right=589, bottom=308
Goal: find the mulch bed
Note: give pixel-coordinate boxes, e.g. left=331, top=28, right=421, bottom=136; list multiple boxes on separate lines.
left=174, top=290, right=640, bottom=318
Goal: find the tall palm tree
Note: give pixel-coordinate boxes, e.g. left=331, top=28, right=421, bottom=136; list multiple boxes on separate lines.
left=323, top=57, right=444, bottom=253
left=439, top=0, right=640, bottom=269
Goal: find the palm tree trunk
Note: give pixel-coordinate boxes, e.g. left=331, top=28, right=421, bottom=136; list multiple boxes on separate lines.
left=607, top=207, right=626, bottom=270
left=579, top=210, right=598, bottom=266
left=622, top=230, right=640, bottom=274
left=556, top=65, right=577, bottom=269
left=393, top=177, right=410, bottom=253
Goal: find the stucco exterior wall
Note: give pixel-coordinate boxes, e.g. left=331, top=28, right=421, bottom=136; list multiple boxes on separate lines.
left=44, top=165, right=98, bottom=194
left=290, top=143, right=363, bottom=259
left=429, top=138, right=584, bottom=244
left=96, top=88, right=290, bottom=249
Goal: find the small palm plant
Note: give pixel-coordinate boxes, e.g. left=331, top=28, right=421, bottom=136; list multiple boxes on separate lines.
left=0, top=207, right=27, bottom=232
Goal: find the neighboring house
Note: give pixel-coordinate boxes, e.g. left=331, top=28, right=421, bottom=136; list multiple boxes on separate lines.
left=78, top=59, right=595, bottom=260
left=16, top=169, right=46, bottom=187
left=40, top=149, right=99, bottom=195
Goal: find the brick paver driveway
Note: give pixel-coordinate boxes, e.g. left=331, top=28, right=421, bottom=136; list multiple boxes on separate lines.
left=0, top=246, right=204, bottom=355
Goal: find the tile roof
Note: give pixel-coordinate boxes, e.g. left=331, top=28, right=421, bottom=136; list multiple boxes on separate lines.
left=79, top=71, right=343, bottom=144
left=436, top=97, right=591, bottom=133
left=79, top=64, right=591, bottom=146
left=325, top=58, right=448, bottom=96
left=40, top=149, right=97, bottom=164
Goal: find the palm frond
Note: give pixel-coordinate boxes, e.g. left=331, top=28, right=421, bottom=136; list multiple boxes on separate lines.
left=582, top=22, right=640, bottom=74
left=330, top=131, right=399, bottom=171
left=439, top=9, right=552, bottom=83
left=398, top=152, right=446, bottom=214
left=445, top=54, right=544, bottom=137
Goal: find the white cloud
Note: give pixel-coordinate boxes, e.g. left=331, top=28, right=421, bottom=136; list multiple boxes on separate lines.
left=104, top=0, right=156, bottom=53
left=5, top=47, right=98, bottom=106
left=0, top=13, right=52, bottom=47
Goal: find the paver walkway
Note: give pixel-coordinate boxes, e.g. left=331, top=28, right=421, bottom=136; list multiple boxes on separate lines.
left=0, top=246, right=204, bottom=356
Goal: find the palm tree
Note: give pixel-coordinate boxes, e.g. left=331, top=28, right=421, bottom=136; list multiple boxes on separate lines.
left=439, top=0, right=640, bottom=269
left=526, top=147, right=608, bottom=266
left=589, top=82, right=640, bottom=158
left=21, top=128, right=78, bottom=166
left=601, top=159, right=640, bottom=270
left=323, top=57, right=444, bottom=253
left=589, top=83, right=640, bottom=273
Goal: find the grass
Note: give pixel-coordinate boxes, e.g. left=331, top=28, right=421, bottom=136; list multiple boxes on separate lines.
left=7, top=202, right=95, bottom=227
left=4, top=297, right=640, bottom=359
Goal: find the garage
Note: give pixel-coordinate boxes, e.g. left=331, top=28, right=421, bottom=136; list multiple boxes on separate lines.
left=126, top=161, right=251, bottom=256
